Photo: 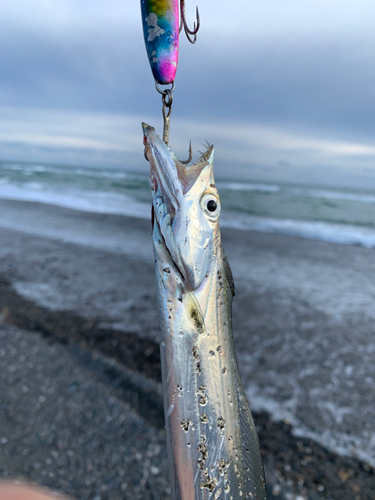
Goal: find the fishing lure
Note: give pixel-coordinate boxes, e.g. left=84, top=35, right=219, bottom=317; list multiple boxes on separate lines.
left=140, top=0, right=199, bottom=85
left=140, top=0, right=180, bottom=85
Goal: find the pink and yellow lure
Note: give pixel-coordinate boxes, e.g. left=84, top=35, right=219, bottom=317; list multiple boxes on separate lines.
left=140, top=0, right=180, bottom=85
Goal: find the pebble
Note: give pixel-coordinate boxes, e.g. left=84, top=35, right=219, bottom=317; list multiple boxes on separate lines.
left=0, top=322, right=169, bottom=500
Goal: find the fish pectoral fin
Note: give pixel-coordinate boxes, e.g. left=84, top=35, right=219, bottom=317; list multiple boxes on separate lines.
left=184, top=291, right=206, bottom=335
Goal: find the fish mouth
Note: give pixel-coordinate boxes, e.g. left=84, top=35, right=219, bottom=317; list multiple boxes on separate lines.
left=142, top=122, right=213, bottom=204
left=142, top=122, right=213, bottom=283
left=143, top=122, right=183, bottom=217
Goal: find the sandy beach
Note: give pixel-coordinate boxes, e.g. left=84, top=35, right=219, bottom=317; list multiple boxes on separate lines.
left=0, top=198, right=374, bottom=499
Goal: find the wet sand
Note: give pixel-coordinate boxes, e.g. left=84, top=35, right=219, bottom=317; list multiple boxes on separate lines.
left=0, top=198, right=374, bottom=499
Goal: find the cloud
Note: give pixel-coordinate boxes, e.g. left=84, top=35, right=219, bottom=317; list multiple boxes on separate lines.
left=170, top=117, right=375, bottom=173
left=1, top=106, right=375, bottom=190
left=1, top=0, right=375, bottom=187
left=0, top=107, right=144, bottom=168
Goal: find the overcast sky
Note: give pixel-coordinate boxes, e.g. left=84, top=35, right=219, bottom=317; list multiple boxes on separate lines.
left=1, top=0, right=375, bottom=187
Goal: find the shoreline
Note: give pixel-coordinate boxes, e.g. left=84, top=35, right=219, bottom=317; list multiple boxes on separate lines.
left=3, top=180, right=375, bottom=249
left=0, top=277, right=374, bottom=499
left=0, top=198, right=374, bottom=498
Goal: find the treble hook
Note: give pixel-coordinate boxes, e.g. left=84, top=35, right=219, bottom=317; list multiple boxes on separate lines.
left=179, top=0, right=200, bottom=44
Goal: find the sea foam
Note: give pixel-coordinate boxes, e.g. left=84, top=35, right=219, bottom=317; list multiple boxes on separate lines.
left=1, top=165, right=375, bottom=249
left=220, top=212, right=375, bottom=248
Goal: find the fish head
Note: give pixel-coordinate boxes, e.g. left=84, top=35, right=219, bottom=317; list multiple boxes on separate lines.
left=143, top=122, right=221, bottom=291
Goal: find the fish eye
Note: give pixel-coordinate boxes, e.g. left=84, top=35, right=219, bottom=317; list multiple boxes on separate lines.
left=200, top=194, right=220, bottom=219
left=207, top=199, right=217, bottom=212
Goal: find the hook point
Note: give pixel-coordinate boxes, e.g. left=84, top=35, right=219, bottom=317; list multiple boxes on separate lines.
left=180, top=140, right=193, bottom=164
left=180, top=0, right=200, bottom=42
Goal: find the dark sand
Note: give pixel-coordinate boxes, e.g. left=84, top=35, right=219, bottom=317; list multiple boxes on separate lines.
left=0, top=199, right=374, bottom=499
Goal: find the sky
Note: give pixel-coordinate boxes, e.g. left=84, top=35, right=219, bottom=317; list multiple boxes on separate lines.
left=1, top=0, right=375, bottom=187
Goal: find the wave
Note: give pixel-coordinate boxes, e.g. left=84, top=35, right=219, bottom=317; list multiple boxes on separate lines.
left=0, top=162, right=142, bottom=181
left=290, top=187, right=375, bottom=204
left=220, top=212, right=375, bottom=248
left=0, top=183, right=150, bottom=220
left=0, top=163, right=48, bottom=173
left=217, top=181, right=280, bottom=193
left=1, top=179, right=375, bottom=249
left=3, top=163, right=375, bottom=205
left=217, top=180, right=375, bottom=204
left=245, top=383, right=375, bottom=468
left=73, top=168, right=130, bottom=180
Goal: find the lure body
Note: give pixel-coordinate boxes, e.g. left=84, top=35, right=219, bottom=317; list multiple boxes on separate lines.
left=143, top=123, right=267, bottom=500
left=140, top=0, right=179, bottom=84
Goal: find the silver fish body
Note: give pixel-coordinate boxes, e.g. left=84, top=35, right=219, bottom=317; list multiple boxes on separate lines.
left=143, top=123, right=266, bottom=500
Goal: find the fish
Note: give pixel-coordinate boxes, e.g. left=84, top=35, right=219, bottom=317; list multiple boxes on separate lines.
left=143, top=122, right=267, bottom=500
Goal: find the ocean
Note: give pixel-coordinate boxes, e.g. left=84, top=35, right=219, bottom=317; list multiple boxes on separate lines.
left=2, top=160, right=375, bottom=249
left=1, top=160, right=374, bottom=472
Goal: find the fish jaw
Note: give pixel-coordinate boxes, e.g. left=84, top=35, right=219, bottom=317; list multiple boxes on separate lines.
left=143, top=122, right=221, bottom=291
left=143, top=122, right=187, bottom=282
left=143, top=122, right=183, bottom=213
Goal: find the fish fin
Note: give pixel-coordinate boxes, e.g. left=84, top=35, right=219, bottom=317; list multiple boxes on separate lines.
left=222, top=247, right=235, bottom=297
left=184, top=291, right=206, bottom=335
left=233, top=365, right=267, bottom=499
